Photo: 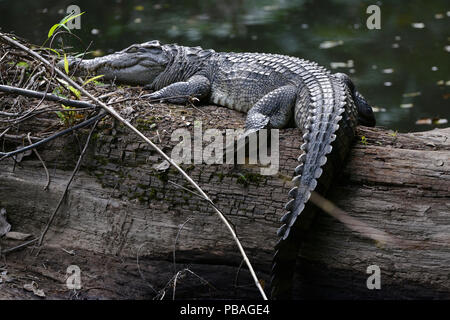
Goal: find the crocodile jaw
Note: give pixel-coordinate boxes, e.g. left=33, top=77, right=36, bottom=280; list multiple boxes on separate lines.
left=59, top=54, right=162, bottom=85
left=57, top=41, right=169, bottom=85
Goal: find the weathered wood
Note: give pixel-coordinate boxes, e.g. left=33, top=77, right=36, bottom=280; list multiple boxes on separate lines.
left=0, top=100, right=449, bottom=299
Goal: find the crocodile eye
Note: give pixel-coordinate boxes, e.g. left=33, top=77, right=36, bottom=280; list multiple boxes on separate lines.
left=126, top=46, right=139, bottom=53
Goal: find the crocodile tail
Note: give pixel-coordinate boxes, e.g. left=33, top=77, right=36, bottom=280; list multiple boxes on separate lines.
left=271, top=72, right=358, bottom=299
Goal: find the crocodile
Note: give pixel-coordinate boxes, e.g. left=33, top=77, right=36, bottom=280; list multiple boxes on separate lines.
left=61, top=41, right=376, bottom=298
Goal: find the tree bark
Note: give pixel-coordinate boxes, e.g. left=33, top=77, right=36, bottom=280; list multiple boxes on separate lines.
left=0, top=102, right=449, bottom=299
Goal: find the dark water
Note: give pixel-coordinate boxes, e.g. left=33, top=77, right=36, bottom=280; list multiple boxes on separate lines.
left=1, top=0, right=448, bottom=132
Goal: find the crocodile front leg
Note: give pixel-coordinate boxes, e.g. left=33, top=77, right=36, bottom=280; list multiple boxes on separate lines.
left=245, top=85, right=297, bottom=132
left=223, top=85, right=297, bottom=162
left=146, top=74, right=211, bottom=104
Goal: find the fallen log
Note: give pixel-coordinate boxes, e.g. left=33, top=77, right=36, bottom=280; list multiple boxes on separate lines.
left=0, top=100, right=449, bottom=299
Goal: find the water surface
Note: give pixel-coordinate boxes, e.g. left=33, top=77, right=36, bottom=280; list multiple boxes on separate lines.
left=1, top=0, right=448, bottom=132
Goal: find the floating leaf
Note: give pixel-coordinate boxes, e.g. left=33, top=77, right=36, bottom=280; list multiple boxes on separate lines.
left=372, top=106, right=386, bottom=113
left=416, top=118, right=432, bottom=125
left=411, top=22, right=425, bottom=29
left=319, top=40, right=343, bottom=49
left=402, top=92, right=421, bottom=98
left=434, top=118, right=448, bottom=125
left=134, top=5, right=145, bottom=11
left=416, top=118, right=448, bottom=125
left=330, top=60, right=354, bottom=69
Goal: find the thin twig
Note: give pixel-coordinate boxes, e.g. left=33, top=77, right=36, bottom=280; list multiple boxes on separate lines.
left=24, top=66, right=45, bottom=90
left=171, top=268, right=216, bottom=300
left=27, top=132, right=50, bottom=190
left=173, top=217, right=194, bottom=274
left=0, top=112, right=105, bottom=161
left=310, top=191, right=425, bottom=249
left=234, top=259, right=245, bottom=296
left=135, top=242, right=158, bottom=293
left=1, top=238, right=38, bottom=254
left=37, top=116, right=100, bottom=246
left=0, top=51, right=8, bottom=64
left=172, top=270, right=182, bottom=300
left=8, top=57, right=57, bottom=124
left=0, top=84, right=97, bottom=110
left=0, top=127, right=10, bottom=139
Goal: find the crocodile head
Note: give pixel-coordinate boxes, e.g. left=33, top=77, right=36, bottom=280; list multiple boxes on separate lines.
left=58, top=40, right=169, bottom=85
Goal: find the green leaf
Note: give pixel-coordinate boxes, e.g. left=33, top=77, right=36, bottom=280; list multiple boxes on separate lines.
left=67, top=86, right=81, bottom=99
left=60, top=24, right=71, bottom=33
left=361, top=136, right=368, bottom=145
left=48, top=11, right=85, bottom=39
left=74, top=51, right=94, bottom=58
left=83, top=75, right=104, bottom=86
left=64, top=54, right=69, bottom=74
left=40, top=47, right=61, bottom=57
left=55, top=110, right=64, bottom=121
left=52, top=86, right=67, bottom=98
left=60, top=12, right=85, bottom=25
left=16, top=61, right=29, bottom=69
left=48, top=23, right=60, bottom=38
